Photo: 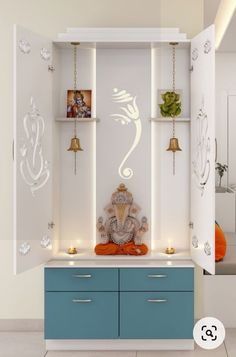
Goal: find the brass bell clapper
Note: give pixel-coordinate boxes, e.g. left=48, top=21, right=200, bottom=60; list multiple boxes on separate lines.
left=67, top=42, right=83, bottom=175
left=166, top=42, right=182, bottom=175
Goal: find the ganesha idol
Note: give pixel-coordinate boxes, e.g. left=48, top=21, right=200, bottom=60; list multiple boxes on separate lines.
left=95, top=184, right=148, bottom=256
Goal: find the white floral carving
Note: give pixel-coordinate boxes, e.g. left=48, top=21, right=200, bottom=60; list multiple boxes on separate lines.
left=192, top=100, right=211, bottom=196
left=40, top=48, right=51, bottom=61
left=19, top=242, right=31, bottom=255
left=192, top=48, right=198, bottom=61
left=19, top=39, right=31, bottom=54
left=204, top=241, right=212, bottom=256
left=111, top=88, right=142, bottom=179
left=192, top=235, right=199, bottom=248
left=40, top=235, right=51, bottom=248
left=20, top=97, right=50, bottom=196
left=204, top=40, right=211, bottom=54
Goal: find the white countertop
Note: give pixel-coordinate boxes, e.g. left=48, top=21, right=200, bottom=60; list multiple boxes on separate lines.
left=45, top=259, right=195, bottom=268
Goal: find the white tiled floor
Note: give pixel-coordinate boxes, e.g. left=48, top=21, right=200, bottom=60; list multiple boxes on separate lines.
left=0, top=332, right=45, bottom=357
left=0, top=331, right=235, bottom=357
left=224, top=328, right=236, bottom=356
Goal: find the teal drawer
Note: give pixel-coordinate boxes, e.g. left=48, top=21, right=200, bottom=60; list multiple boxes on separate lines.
left=120, top=291, right=194, bottom=339
left=120, top=268, right=193, bottom=291
left=45, top=292, right=118, bottom=339
left=45, top=268, right=118, bottom=292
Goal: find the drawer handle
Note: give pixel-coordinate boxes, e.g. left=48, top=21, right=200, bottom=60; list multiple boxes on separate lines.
left=147, top=299, right=167, bottom=303
left=147, top=274, right=167, bottom=278
left=72, top=274, right=92, bottom=278
left=72, top=299, right=92, bottom=303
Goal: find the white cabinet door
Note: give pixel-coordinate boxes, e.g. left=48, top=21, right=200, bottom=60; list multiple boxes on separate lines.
left=13, top=25, right=53, bottom=273
left=190, top=25, right=215, bottom=274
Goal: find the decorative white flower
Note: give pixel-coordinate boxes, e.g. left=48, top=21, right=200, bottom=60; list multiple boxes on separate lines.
left=40, top=48, right=51, bottom=61
left=40, top=235, right=51, bottom=248
left=204, top=241, right=211, bottom=256
left=192, top=48, right=198, bottom=61
left=19, top=242, right=31, bottom=255
left=18, top=39, right=31, bottom=54
left=204, top=40, right=211, bottom=54
left=192, top=235, right=199, bottom=248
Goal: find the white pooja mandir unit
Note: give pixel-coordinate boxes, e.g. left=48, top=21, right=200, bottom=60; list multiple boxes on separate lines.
left=13, top=26, right=215, bottom=350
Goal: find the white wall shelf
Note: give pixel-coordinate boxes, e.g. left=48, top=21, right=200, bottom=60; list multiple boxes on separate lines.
left=55, top=117, right=100, bottom=122
left=149, top=118, right=190, bottom=123
left=55, top=27, right=189, bottom=45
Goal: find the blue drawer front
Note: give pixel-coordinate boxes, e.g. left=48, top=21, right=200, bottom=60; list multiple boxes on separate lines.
left=45, top=268, right=118, bottom=292
left=45, top=292, right=118, bottom=339
left=120, top=291, right=194, bottom=339
left=120, top=268, right=193, bottom=291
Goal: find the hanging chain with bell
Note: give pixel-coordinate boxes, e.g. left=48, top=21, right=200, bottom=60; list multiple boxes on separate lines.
left=166, top=42, right=182, bottom=175
left=73, top=43, right=77, bottom=137
left=172, top=43, right=176, bottom=175
left=67, top=42, right=83, bottom=175
left=172, top=42, right=176, bottom=140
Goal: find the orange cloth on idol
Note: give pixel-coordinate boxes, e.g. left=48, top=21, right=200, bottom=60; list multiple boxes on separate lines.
left=95, top=242, right=148, bottom=256
left=215, top=223, right=227, bottom=262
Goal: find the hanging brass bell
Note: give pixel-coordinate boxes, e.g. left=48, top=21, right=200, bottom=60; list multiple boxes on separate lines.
left=67, top=136, right=83, bottom=153
left=166, top=137, right=182, bottom=153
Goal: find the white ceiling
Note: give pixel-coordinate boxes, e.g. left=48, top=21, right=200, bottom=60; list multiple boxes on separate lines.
left=218, top=10, right=236, bottom=52
left=204, top=0, right=236, bottom=52
left=204, top=0, right=221, bottom=27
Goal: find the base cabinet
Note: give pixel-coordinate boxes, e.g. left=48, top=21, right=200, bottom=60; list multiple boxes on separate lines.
left=45, top=266, right=194, bottom=342
left=45, top=292, right=118, bottom=339
left=120, top=291, right=193, bottom=339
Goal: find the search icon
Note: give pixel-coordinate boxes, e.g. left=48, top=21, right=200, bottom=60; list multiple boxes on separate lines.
left=206, top=329, right=214, bottom=338
left=193, top=317, right=225, bottom=349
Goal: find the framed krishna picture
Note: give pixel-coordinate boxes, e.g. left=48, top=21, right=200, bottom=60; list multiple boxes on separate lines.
left=67, top=90, right=92, bottom=118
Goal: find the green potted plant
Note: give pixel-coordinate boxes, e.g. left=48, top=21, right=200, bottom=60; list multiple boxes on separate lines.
left=215, top=162, right=228, bottom=190
left=159, top=91, right=181, bottom=117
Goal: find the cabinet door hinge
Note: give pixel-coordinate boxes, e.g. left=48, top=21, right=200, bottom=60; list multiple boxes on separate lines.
left=48, top=221, right=55, bottom=229
left=48, top=65, right=55, bottom=72
left=189, top=65, right=193, bottom=72
left=189, top=222, right=194, bottom=229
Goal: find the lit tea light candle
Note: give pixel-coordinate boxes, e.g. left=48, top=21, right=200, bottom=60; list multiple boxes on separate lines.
left=67, top=246, right=78, bottom=255
left=165, top=239, right=175, bottom=255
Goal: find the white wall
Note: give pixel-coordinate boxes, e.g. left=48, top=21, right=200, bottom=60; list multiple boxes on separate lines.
left=152, top=47, right=190, bottom=252
left=96, top=48, right=151, bottom=247
left=215, top=53, right=236, bottom=187
left=0, top=0, right=203, bottom=319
